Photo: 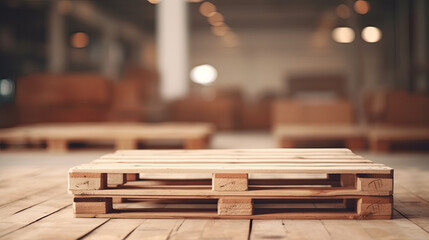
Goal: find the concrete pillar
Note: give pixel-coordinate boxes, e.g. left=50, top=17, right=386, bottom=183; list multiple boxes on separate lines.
left=47, top=0, right=67, bottom=73
left=395, top=0, right=411, bottom=89
left=101, top=25, right=123, bottom=80
left=413, top=0, right=428, bottom=91
left=156, top=0, right=189, bottom=100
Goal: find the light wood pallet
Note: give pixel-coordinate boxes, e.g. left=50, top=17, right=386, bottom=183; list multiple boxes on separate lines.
left=68, top=148, right=394, bottom=219
left=273, top=125, right=367, bottom=150
left=368, top=126, right=429, bottom=152
left=0, top=122, right=214, bottom=151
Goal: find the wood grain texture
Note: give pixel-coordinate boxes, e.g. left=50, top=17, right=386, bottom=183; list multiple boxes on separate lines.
left=213, top=173, right=248, bottom=191
left=1, top=149, right=429, bottom=239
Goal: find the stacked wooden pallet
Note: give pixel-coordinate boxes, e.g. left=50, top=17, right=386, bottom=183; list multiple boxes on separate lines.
left=272, top=100, right=366, bottom=150
left=0, top=122, right=214, bottom=151
left=273, top=125, right=367, bottom=150
left=368, top=126, right=429, bottom=152
left=68, top=148, right=393, bottom=219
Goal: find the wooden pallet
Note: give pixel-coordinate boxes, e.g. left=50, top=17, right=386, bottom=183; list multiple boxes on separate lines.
left=368, top=126, right=429, bottom=152
left=68, top=148, right=393, bottom=219
left=0, top=122, right=214, bottom=151
left=273, top=125, right=367, bottom=150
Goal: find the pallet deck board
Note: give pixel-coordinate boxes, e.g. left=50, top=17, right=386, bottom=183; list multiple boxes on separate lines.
left=273, top=125, right=367, bottom=150
left=368, top=126, right=429, bottom=152
left=70, top=163, right=392, bottom=174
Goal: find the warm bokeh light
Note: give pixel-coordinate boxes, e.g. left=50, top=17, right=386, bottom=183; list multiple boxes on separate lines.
left=147, top=0, right=159, bottom=4
left=336, top=4, right=350, bottom=19
left=211, top=25, right=230, bottom=37
left=57, top=0, right=72, bottom=15
left=0, top=78, right=13, bottom=96
left=199, top=2, right=216, bottom=17
left=222, top=32, right=239, bottom=47
left=332, top=27, right=355, bottom=43
left=208, top=12, right=224, bottom=26
left=362, top=26, right=382, bottom=43
left=70, top=32, right=90, bottom=48
left=190, top=64, right=218, bottom=85
left=354, top=0, right=370, bottom=15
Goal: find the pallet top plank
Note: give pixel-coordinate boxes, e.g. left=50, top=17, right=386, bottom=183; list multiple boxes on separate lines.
left=100, top=154, right=365, bottom=160
left=69, top=148, right=391, bottom=174
left=368, top=126, right=429, bottom=139
left=114, top=148, right=354, bottom=155
left=92, top=158, right=373, bottom=164
left=70, top=163, right=392, bottom=174
left=273, top=124, right=367, bottom=138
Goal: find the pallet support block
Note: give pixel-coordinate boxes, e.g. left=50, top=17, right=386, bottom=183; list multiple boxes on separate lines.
left=279, top=138, right=294, bottom=148
left=115, top=139, right=138, bottom=150
left=218, top=198, right=253, bottom=216
left=47, top=139, right=68, bottom=152
left=213, top=173, right=248, bottom=191
left=108, top=173, right=126, bottom=186
left=357, top=177, right=393, bottom=193
left=184, top=138, right=208, bottom=149
left=345, top=138, right=365, bottom=151
left=328, top=174, right=356, bottom=187
left=69, top=173, right=107, bottom=190
left=73, top=197, right=112, bottom=214
left=126, top=173, right=139, bottom=181
left=370, top=139, right=390, bottom=152
left=357, top=197, right=392, bottom=218
left=340, top=174, right=356, bottom=187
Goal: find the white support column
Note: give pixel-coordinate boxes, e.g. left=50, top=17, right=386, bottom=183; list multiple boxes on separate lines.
left=101, top=25, right=123, bottom=80
left=47, top=0, right=66, bottom=74
left=414, top=0, right=427, bottom=91
left=156, top=0, right=189, bottom=100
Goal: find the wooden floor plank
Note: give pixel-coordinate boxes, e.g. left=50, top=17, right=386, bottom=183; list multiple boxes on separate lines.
left=395, top=170, right=429, bottom=203
left=168, top=219, right=208, bottom=240
left=1, top=142, right=429, bottom=240
left=357, top=211, right=429, bottom=240
left=0, top=194, right=71, bottom=237
left=82, top=219, right=144, bottom=240
left=200, top=220, right=250, bottom=240
left=0, top=167, right=46, bottom=183
left=250, top=220, right=287, bottom=239
left=0, top=187, right=66, bottom=217
left=0, top=206, right=108, bottom=240
left=125, top=219, right=184, bottom=240
left=321, top=220, right=375, bottom=240
left=0, top=177, right=67, bottom=207
left=394, top=184, right=429, bottom=232
left=282, top=220, right=331, bottom=239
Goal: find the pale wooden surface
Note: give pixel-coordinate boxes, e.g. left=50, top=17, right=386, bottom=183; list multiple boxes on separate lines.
left=368, top=126, right=429, bottom=152
left=0, top=132, right=428, bottom=239
left=273, top=125, right=366, bottom=139
left=0, top=122, right=214, bottom=151
left=0, top=122, right=214, bottom=140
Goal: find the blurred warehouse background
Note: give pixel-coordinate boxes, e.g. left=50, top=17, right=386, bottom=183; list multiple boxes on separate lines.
left=0, top=0, right=427, bottom=134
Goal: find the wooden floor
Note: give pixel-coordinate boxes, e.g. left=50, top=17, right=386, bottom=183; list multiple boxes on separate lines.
left=0, top=132, right=428, bottom=239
